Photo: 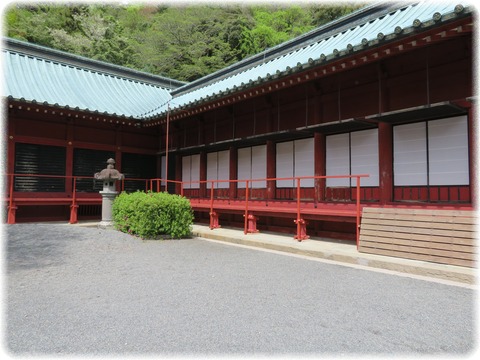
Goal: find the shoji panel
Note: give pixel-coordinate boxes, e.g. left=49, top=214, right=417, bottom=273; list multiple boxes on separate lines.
left=182, top=156, right=192, bottom=189
left=161, top=156, right=166, bottom=186
left=217, top=150, right=230, bottom=189
left=237, top=145, right=266, bottom=188
left=207, top=150, right=230, bottom=188
left=190, top=154, right=200, bottom=188
left=182, top=154, right=200, bottom=189
left=428, top=116, right=469, bottom=185
left=206, top=152, right=217, bottom=184
left=251, top=145, right=266, bottom=188
left=276, top=141, right=294, bottom=187
left=394, top=122, right=427, bottom=186
left=350, top=129, right=379, bottom=187
left=294, top=138, right=314, bottom=187
left=326, top=133, right=350, bottom=187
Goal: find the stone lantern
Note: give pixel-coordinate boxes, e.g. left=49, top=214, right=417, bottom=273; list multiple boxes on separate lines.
left=94, top=158, right=124, bottom=228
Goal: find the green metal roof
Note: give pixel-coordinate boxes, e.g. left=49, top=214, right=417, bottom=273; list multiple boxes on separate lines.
left=2, top=38, right=180, bottom=119
left=153, top=1, right=472, bottom=119
left=3, top=2, right=473, bottom=122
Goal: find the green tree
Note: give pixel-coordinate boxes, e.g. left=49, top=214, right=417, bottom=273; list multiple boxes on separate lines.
left=141, top=6, right=244, bottom=81
left=239, top=6, right=315, bottom=56
left=4, top=3, right=363, bottom=81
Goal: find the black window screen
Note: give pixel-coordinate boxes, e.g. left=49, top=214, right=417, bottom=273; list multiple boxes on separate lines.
left=121, top=153, right=157, bottom=192
left=73, top=148, right=115, bottom=192
left=14, top=143, right=66, bottom=192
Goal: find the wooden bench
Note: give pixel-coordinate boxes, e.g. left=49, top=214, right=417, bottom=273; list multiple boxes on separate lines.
left=189, top=198, right=359, bottom=221
left=359, top=207, right=477, bottom=268
left=189, top=198, right=361, bottom=240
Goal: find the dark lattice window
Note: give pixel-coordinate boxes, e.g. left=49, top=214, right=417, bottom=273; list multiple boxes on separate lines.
left=121, top=153, right=157, bottom=193
left=14, top=143, right=66, bottom=192
left=73, top=148, right=115, bottom=192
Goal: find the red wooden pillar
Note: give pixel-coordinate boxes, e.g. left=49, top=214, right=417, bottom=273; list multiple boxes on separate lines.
left=113, top=126, right=122, bottom=167
left=378, top=122, right=393, bottom=204
left=175, top=155, right=182, bottom=194
left=65, top=119, right=74, bottom=195
left=266, top=140, right=276, bottom=200
left=314, top=132, right=326, bottom=202
left=199, top=151, right=207, bottom=198
left=7, top=115, right=15, bottom=175
left=229, top=146, right=237, bottom=199
left=468, top=105, right=477, bottom=208
left=66, top=119, right=78, bottom=223
left=7, top=117, right=17, bottom=223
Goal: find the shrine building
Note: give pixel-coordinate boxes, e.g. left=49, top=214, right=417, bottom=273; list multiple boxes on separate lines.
left=3, top=2, right=476, bottom=266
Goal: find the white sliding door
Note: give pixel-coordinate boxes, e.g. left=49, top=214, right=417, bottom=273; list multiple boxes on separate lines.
left=428, top=116, right=469, bottom=185
left=326, top=133, right=350, bottom=187
left=394, top=122, right=427, bottom=186
left=207, top=150, right=230, bottom=189
left=238, top=145, right=266, bottom=188
left=276, top=141, right=294, bottom=187
left=350, top=129, right=379, bottom=187
left=182, top=154, right=200, bottom=189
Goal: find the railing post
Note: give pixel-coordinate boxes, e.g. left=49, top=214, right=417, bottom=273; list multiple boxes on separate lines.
left=243, top=179, right=258, bottom=234
left=244, top=180, right=249, bottom=234
left=209, top=181, right=220, bottom=229
left=356, top=175, right=361, bottom=250
left=294, top=177, right=309, bottom=241
left=69, top=176, right=79, bottom=224
left=7, top=174, right=17, bottom=224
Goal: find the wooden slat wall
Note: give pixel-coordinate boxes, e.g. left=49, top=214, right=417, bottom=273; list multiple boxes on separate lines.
left=359, top=207, right=477, bottom=268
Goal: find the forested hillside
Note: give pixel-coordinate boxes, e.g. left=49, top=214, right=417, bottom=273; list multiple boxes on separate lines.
left=4, top=3, right=363, bottom=82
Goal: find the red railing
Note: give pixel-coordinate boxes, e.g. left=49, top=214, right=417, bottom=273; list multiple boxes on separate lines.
left=4, top=173, right=368, bottom=247
left=3, top=173, right=152, bottom=224
left=151, top=174, right=368, bottom=247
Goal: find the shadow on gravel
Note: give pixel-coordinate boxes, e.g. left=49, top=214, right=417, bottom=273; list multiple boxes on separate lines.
left=5, top=224, right=70, bottom=271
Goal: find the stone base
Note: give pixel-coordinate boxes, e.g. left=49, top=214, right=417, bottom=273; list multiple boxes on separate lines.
left=98, top=220, right=114, bottom=229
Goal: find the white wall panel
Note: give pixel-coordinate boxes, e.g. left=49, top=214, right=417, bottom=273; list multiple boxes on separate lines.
left=161, top=156, right=166, bottom=186
left=394, top=122, right=427, bottom=186
left=251, top=145, right=266, bottom=188
left=326, top=133, right=350, bottom=186
left=428, top=116, right=469, bottom=185
left=276, top=141, right=294, bottom=187
left=350, top=129, right=379, bottom=187
left=207, top=150, right=230, bottom=189
left=206, top=152, right=217, bottom=185
left=295, top=138, right=314, bottom=187
left=182, top=156, right=191, bottom=189
left=217, top=150, right=230, bottom=189
left=237, top=147, right=251, bottom=188
left=190, top=154, right=200, bottom=188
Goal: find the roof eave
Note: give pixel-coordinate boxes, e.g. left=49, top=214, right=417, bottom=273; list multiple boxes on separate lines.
left=142, top=7, right=473, bottom=126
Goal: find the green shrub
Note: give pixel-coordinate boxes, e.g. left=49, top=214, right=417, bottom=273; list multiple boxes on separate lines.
left=112, top=191, right=194, bottom=239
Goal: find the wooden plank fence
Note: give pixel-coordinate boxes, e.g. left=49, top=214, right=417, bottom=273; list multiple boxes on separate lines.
left=359, top=207, right=477, bottom=268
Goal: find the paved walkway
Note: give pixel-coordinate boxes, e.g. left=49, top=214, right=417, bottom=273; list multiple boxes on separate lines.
left=6, top=223, right=475, bottom=355
left=188, top=224, right=476, bottom=286
left=72, top=222, right=476, bottom=285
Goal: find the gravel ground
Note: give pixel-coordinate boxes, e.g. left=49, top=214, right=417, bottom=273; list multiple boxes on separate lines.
left=4, top=223, right=476, bottom=357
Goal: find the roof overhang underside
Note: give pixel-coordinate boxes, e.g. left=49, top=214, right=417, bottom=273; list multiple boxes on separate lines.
left=167, top=100, right=472, bottom=156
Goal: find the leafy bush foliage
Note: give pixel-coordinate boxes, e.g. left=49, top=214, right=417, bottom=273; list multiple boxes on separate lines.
left=112, top=191, right=194, bottom=239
